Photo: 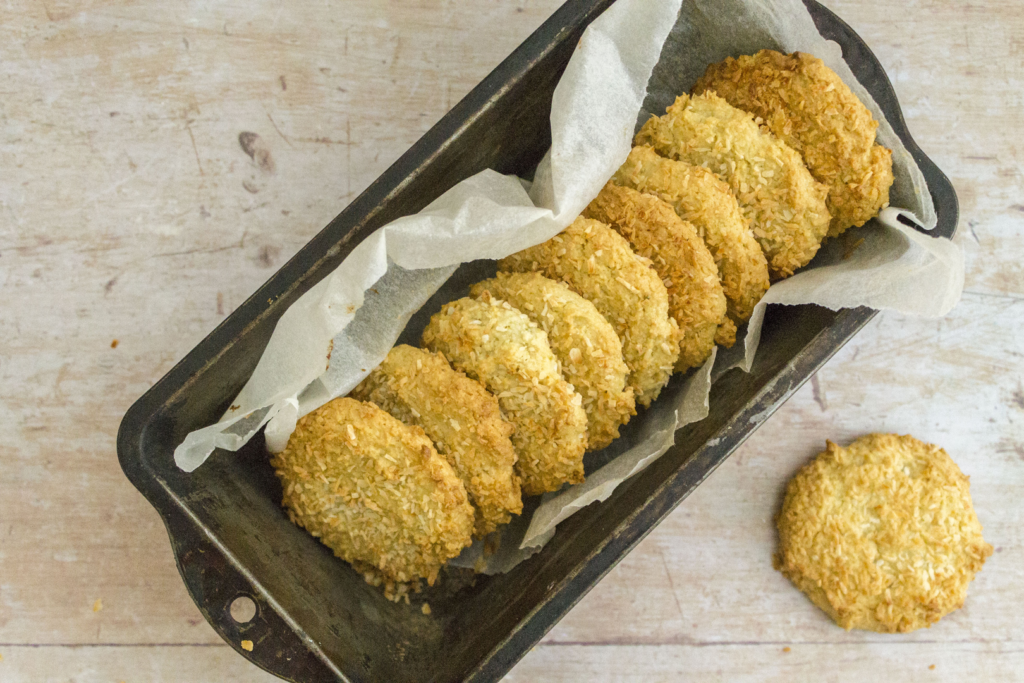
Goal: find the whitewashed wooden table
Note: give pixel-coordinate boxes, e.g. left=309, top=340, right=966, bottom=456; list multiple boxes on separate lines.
left=1, top=0, right=1022, bottom=680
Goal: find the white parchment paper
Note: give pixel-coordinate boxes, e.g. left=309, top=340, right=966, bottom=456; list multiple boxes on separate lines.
left=174, top=0, right=962, bottom=572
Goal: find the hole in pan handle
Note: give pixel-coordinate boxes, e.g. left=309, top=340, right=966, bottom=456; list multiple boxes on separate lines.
left=230, top=595, right=258, bottom=624
left=161, top=504, right=339, bottom=682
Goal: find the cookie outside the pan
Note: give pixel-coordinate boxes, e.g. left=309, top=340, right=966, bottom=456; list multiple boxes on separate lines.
left=776, top=433, right=992, bottom=633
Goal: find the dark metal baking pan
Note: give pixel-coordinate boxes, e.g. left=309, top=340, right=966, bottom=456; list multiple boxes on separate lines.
left=116, top=0, right=958, bottom=680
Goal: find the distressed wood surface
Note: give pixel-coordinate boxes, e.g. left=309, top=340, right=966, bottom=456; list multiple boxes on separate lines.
left=1, top=0, right=1021, bottom=680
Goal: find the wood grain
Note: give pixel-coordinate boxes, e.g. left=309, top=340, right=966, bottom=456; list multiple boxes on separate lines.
left=0, top=646, right=281, bottom=681
left=506, top=643, right=1024, bottom=682
left=0, top=0, right=1021, bottom=680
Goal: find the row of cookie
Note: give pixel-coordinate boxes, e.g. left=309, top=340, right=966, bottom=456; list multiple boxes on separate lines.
left=271, top=207, right=722, bottom=596
left=270, top=49, right=898, bottom=597
left=366, top=213, right=691, bottom=510
left=269, top=94, right=857, bottom=593
left=619, top=49, right=896, bottom=327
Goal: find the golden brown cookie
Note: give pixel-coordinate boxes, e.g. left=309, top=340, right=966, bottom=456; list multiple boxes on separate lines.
left=351, top=345, right=523, bottom=538
left=470, top=272, right=635, bottom=451
left=421, top=296, right=589, bottom=496
left=584, top=182, right=732, bottom=371
left=499, top=216, right=680, bottom=408
left=694, top=50, right=894, bottom=237
left=636, top=92, right=831, bottom=279
left=272, top=397, right=474, bottom=593
left=776, top=434, right=992, bottom=632
left=613, top=145, right=769, bottom=323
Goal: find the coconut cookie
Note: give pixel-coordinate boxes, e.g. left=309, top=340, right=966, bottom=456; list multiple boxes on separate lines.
left=421, top=296, right=588, bottom=496
left=694, top=50, right=894, bottom=237
left=776, top=433, right=992, bottom=633
left=272, top=398, right=474, bottom=592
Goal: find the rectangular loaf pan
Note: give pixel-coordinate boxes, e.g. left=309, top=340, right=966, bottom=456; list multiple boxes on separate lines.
left=117, top=1, right=958, bottom=680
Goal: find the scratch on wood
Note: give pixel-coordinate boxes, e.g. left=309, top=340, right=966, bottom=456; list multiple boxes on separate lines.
left=152, top=243, right=242, bottom=259
left=296, top=136, right=351, bottom=146
left=391, top=37, right=402, bottom=65
left=38, top=0, right=55, bottom=22
left=52, top=363, right=71, bottom=403
left=811, top=374, right=828, bottom=412
left=967, top=220, right=981, bottom=244
left=657, top=546, right=685, bottom=621
left=262, top=112, right=295, bottom=149
left=185, top=125, right=204, bottom=177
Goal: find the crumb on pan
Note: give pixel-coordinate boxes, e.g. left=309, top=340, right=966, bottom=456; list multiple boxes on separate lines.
left=776, top=433, right=992, bottom=633
left=271, top=397, right=474, bottom=593
left=471, top=272, right=635, bottom=451
left=585, top=182, right=731, bottom=371
left=351, top=344, right=523, bottom=538
left=358, top=563, right=423, bottom=603
left=421, top=296, right=588, bottom=496
left=499, top=217, right=680, bottom=407
left=613, top=145, right=769, bottom=323
left=694, top=50, right=894, bottom=237
left=636, top=92, right=831, bottom=279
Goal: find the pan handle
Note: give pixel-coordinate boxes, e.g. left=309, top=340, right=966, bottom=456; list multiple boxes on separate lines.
left=161, top=505, right=341, bottom=682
